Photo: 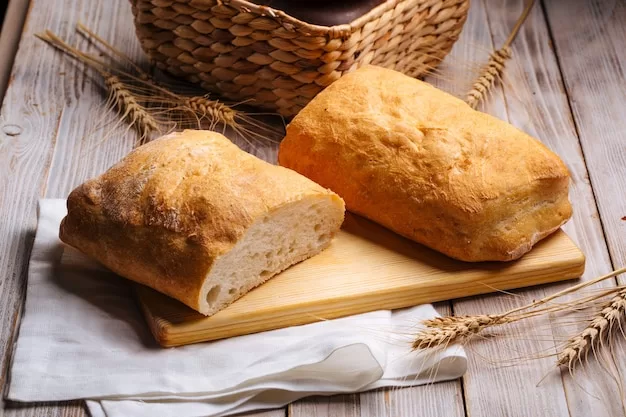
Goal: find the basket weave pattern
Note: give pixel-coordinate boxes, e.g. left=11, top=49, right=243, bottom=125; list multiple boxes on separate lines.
left=130, top=0, right=469, bottom=116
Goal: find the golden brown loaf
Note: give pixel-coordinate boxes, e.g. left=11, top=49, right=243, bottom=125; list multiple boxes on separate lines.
left=278, top=65, right=572, bottom=262
left=60, top=130, right=345, bottom=315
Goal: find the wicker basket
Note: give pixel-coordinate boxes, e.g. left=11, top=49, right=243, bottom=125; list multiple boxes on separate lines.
left=130, top=0, right=469, bottom=116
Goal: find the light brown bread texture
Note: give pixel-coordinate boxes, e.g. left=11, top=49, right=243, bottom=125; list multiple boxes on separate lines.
left=60, top=130, right=345, bottom=315
left=278, top=65, right=572, bottom=262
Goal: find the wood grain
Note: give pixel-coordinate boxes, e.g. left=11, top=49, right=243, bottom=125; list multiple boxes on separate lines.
left=451, top=0, right=623, bottom=416
left=139, top=226, right=583, bottom=346
left=0, top=0, right=70, bottom=412
left=544, top=0, right=626, bottom=272
left=543, top=0, right=626, bottom=412
left=3, top=401, right=84, bottom=417
left=359, top=382, right=465, bottom=417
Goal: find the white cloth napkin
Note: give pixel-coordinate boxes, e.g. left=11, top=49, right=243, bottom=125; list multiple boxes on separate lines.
left=7, top=199, right=466, bottom=417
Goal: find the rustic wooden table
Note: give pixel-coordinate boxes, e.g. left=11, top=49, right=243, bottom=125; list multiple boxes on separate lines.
left=1, top=0, right=625, bottom=416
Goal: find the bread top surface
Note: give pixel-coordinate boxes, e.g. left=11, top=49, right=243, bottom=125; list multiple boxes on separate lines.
left=60, top=130, right=343, bottom=308
left=69, top=130, right=335, bottom=250
left=278, top=65, right=572, bottom=261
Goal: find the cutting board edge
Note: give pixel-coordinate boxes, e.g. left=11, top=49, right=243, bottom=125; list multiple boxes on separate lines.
left=144, top=253, right=585, bottom=348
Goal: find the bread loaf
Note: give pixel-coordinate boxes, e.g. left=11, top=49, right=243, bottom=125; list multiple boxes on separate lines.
left=278, top=65, right=572, bottom=262
left=60, top=130, right=345, bottom=315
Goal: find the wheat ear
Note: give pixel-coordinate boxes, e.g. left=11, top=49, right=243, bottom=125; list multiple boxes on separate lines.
left=557, top=289, right=626, bottom=370
left=414, top=267, right=626, bottom=350
left=413, top=314, right=517, bottom=349
left=182, top=96, right=237, bottom=128
left=465, top=0, right=535, bottom=108
left=104, top=74, right=159, bottom=142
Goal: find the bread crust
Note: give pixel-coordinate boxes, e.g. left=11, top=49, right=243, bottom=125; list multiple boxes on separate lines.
left=60, top=130, right=344, bottom=312
left=278, top=65, right=572, bottom=262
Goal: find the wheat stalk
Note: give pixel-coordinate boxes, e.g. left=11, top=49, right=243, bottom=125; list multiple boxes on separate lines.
left=36, top=30, right=160, bottom=142
left=413, top=267, right=626, bottom=350
left=76, top=22, right=147, bottom=77
left=72, top=26, right=237, bottom=128
left=465, top=0, right=535, bottom=108
left=74, top=23, right=282, bottom=145
left=37, top=26, right=282, bottom=148
left=75, top=23, right=237, bottom=128
left=557, top=289, right=626, bottom=370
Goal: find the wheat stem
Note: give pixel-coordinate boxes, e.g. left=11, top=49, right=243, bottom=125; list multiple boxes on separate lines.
left=76, top=22, right=148, bottom=77
left=503, top=0, right=536, bottom=48
left=504, top=266, right=626, bottom=318
left=38, top=26, right=282, bottom=147
left=465, top=0, right=536, bottom=108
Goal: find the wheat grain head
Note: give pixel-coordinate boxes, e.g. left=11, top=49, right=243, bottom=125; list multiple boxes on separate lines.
left=413, top=314, right=516, bottom=350
left=557, top=289, right=626, bottom=371
left=104, top=74, right=159, bottom=143
left=465, top=47, right=511, bottom=109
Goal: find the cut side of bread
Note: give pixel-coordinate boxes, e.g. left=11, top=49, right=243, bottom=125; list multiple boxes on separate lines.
left=199, top=196, right=340, bottom=315
left=59, top=130, right=345, bottom=316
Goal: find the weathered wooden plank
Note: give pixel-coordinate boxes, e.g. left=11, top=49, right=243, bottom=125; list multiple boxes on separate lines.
left=289, top=394, right=360, bottom=417
left=3, top=401, right=84, bottom=417
left=543, top=0, right=626, bottom=412
left=241, top=411, right=287, bottom=417
left=452, top=0, right=621, bottom=416
left=544, top=0, right=626, bottom=271
left=0, top=0, right=73, bottom=413
left=359, top=382, right=465, bottom=417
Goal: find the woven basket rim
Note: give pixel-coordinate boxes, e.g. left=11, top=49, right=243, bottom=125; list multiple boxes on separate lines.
left=184, top=0, right=411, bottom=37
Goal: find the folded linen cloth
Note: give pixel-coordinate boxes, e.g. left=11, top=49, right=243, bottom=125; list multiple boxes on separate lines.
left=7, top=199, right=467, bottom=417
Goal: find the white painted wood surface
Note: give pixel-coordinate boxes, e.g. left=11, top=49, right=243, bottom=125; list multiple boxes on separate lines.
left=0, top=0, right=624, bottom=416
left=543, top=0, right=626, bottom=414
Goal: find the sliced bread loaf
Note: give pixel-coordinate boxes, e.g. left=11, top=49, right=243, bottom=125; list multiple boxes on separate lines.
left=60, top=130, right=345, bottom=315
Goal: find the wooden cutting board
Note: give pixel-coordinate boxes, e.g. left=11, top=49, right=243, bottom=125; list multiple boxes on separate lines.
left=137, top=214, right=585, bottom=347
